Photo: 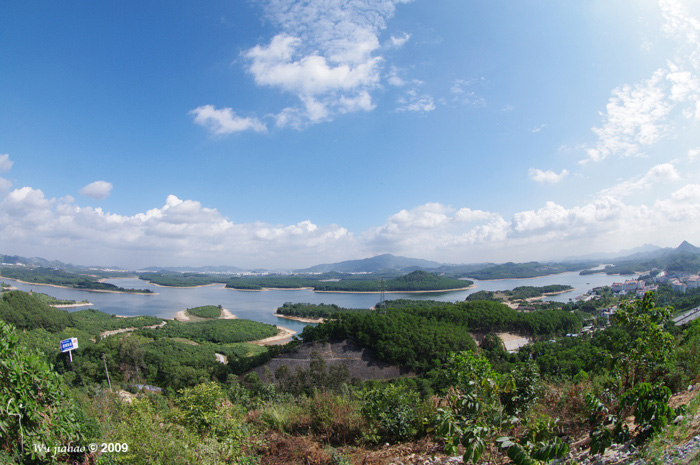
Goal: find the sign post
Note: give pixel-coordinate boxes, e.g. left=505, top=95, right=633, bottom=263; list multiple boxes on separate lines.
left=60, top=337, right=78, bottom=362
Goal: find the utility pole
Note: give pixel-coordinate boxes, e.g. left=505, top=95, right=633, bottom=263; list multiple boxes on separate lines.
left=102, top=353, right=112, bottom=392
left=379, top=278, right=387, bottom=315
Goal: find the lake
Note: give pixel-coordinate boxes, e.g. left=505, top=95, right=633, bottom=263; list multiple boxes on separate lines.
left=2, top=271, right=624, bottom=335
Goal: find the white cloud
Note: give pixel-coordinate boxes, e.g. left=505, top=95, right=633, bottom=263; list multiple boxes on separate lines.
left=689, top=147, right=700, bottom=160
left=80, top=181, right=113, bottom=200
left=450, top=78, right=486, bottom=107
left=396, top=94, right=435, bottom=113
left=672, top=183, right=700, bottom=201
left=190, top=105, right=266, bottom=135
left=530, top=124, right=548, bottom=134
left=528, top=168, right=569, bottom=184
left=0, top=154, right=13, bottom=173
left=2, top=178, right=700, bottom=267
left=204, top=0, right=411, bottom=130
left=389, top=32, right=411, bottom=48
left=582, top=0, right=700, bottom=163
left=598, top=162, right=681, bottom=197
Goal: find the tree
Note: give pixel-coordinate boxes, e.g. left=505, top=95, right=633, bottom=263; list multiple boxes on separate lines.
left=610, top=292, right=674, bottom=389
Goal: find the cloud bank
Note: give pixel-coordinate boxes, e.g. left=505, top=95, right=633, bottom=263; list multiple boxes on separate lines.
left=2, top=177, right=698, bottom=268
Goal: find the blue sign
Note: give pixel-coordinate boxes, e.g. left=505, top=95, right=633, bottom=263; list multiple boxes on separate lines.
left=60, top=338, right=78, bottom=353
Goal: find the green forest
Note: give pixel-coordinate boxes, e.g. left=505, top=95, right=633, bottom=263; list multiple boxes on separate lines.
left=141, top=270, right=473, bottom=292
left=462, top=261, right=590, bottom=280
left=276, top=302, right=370, bottom=318
left=0, top=267, right=153, bottom=293
left=465, top=284, right=573, bottom=302
left=185, top=305, right=222, bottom=319
left=2, top=289, right=700, bottom=464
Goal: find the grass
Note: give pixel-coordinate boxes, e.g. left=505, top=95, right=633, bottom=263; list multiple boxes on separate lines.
left=638, top=386, right=700, bottom=464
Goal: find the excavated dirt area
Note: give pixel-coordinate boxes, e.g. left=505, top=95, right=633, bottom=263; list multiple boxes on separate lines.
left=250, top=340, right=414, bottom=383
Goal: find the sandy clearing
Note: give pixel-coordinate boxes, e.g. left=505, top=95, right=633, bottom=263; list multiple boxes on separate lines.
left=250, top=325, right=297, bottom=346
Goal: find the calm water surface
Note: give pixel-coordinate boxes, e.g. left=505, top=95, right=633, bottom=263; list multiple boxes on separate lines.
left=2, top=271, right=623, bottom=334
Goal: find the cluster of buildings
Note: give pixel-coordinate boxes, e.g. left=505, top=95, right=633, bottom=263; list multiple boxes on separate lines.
left=610, top=279, right=659, bottom=297
left=609, top=271, right=700, bottom=295
left=652, top=271, right=700, bottom=294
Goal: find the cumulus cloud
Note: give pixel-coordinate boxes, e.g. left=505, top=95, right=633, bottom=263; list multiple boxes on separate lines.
left=528, top=168, right=569, bottom=184
left=598, top=163, right=681, bottom=197
left=396, top=89, right=435, bottom=113
left=672, top=183, right=700, bottom=201
left=0, top=186, right=358, bottom=269
left=193, top=0, right=411, bottom=130
left=0, top=154, right=13, bottom=172
left=690, top=147, right=700, bottom=160
left=2, top=178, right=700, bottom=267
left=190, top=105, right=267, bottom=135
left=79, top=181, right=114, bottom=200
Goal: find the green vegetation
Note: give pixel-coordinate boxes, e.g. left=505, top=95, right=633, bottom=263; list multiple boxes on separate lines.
left=139, top=272, right=229, bottom=287
left=2, top=286, right=700, bottom=464
left=27, top=291, right=89, bottom=306
left=592, top=252, right=700, bottom=276
left=465, top=284, right=573, bottom=302
left=276, top=302, right=369, bottom=319
left=186, top=305, right=222, bottom=319
left=146, top=270, right=473, bottom=292
left=464, top=261, right=590, bottom=280
left=70, top=309, right=164, bottom=336
left=0, top=267, right=153, bottom=293
left=138, top=319, right=278, bottom=345
left=0, top=321, right=91, bottom=464
left=0, top=290, right=74, bottom=331
left=299, top=300, right=582, bottom=372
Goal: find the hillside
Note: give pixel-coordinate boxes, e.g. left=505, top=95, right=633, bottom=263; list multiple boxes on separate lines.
left=296, top=253, right=443, bottom=273
left=3, top=289, right=700, bottom=464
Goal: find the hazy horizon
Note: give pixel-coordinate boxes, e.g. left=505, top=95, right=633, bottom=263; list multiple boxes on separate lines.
left=2, top=0, right=699, bottom=269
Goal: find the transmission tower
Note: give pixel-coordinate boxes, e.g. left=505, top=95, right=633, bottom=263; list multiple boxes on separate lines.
left=379, top=278, right=387, bottom=315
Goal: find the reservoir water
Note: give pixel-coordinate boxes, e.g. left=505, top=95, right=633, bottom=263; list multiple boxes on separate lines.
left=2, top=271, right=625, bottom=335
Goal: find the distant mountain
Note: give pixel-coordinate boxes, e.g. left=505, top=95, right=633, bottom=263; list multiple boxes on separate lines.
left=0, top=254, right=82, bottom=271
left=677, top=240, right=700, bottom=254
left=138, top=265, right=251, bottom=274
left=297, top=254, right=443, bottom=274
left=564, top=243, right=663, bottom=262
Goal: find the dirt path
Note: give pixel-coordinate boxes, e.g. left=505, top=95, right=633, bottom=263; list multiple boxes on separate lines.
left=100, top=321, right=166, bottom=339
left=250, top=325, right=297, bottom=346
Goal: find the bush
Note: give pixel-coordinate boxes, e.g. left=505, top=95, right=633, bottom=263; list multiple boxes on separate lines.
left=361, top=384, right=421, bottom=443
left=0, top=320, right=87, bottom=463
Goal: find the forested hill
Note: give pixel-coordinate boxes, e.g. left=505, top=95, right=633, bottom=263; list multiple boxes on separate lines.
left=0, top=267, right=152, bottom=293
left=299, top=299, right=582, bottom=372
left=222, top=270, right=472, bottom=292
left=461, top=261, right=592, bottom=280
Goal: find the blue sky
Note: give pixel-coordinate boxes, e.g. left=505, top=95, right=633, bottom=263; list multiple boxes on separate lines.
left=1, top=0, right=700, bottom=269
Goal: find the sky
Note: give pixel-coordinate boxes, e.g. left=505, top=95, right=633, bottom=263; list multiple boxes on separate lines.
left=1, top=0, right=700, bottom=269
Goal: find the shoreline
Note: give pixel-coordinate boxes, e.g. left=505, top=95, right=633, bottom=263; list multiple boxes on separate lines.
left=226, top=286, right=315, bottom=292
left=250, top=325, right=297, bottom=346
left=276, top=314, right=325, bottom=324
left=149, top=282, right=226, bottom=289
left=314, top=285, right=476, bottom=294
left=174, top=307, right=238, bottom=322
left=50, top=302, right=93, bottom=308
left=1, top=277, right=157, bottom=295
left=522, top=288, right=576, bottom=303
